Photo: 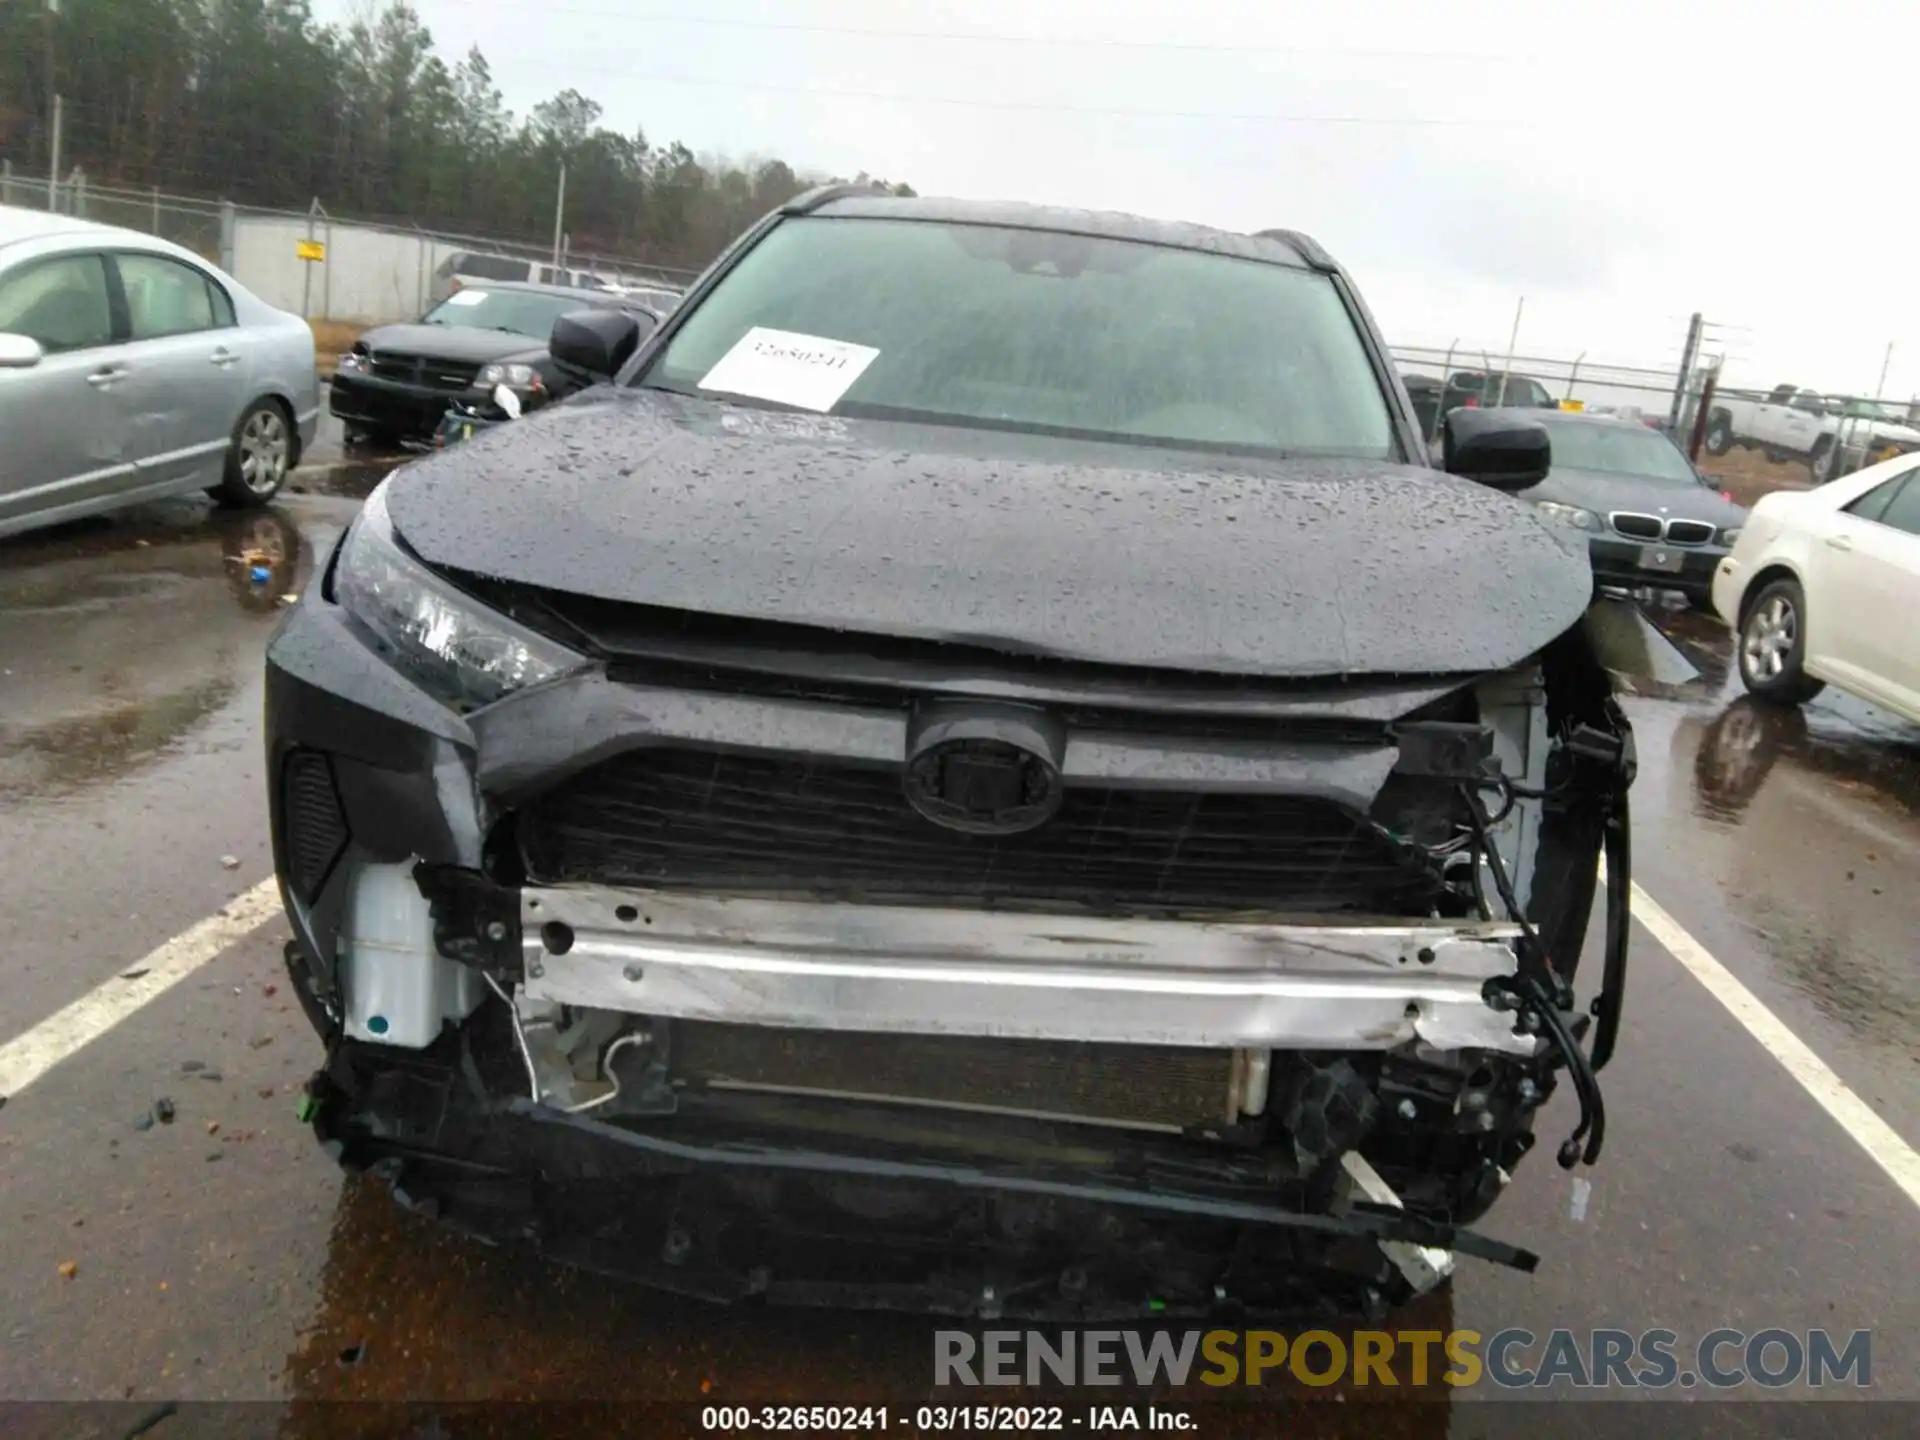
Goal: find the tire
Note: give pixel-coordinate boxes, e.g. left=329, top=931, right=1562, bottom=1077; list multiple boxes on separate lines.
left=1703, top=414, right=1733, bottom=456
left=1807, top=438, right=1836, bottom=485
left=210, top=399, right=293, bottom=507
left=1736, top=579, right=1824, bottom=705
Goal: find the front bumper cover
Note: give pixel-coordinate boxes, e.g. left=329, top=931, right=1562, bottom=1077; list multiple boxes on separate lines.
left=269, top=573, right=1630, bottom=1317
left=1588, top=536, right=1727, bottom=597
left=305, top=1017, right=1537, bottom=1322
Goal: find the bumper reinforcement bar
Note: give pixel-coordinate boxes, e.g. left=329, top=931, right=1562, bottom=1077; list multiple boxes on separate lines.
left=518, top=885, right=1541, bottom=1055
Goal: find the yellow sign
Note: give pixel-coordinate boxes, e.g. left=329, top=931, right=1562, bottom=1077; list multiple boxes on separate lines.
left=295, top=239, right=326, bottom=262
left=1559, top=398, right=1585, bottom=412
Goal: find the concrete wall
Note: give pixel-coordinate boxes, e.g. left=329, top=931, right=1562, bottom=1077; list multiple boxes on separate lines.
left=232, top=215, right=464, bottom=324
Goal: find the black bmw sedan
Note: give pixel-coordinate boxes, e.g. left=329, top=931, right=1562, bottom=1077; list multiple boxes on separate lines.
left=1514, top=410, right=1748, bottom=605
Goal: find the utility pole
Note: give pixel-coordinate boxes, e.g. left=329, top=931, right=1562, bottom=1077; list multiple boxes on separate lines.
left=46, top=1, right=62, bottom=212
left=1667, top=312, right=1704, bottom=434
left=551, top=162, right=567, bottom=269
left=1876, top=342, right=1894, bottom=400
left=1496, top=297, right=1524, bottom=405
left=48, top=96, right=63, bottom=212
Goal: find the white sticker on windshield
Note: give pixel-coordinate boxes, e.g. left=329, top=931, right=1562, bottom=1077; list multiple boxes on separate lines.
left=445, top=288, right=489, bottom=306
left=697, top=326, right=879, bottom=412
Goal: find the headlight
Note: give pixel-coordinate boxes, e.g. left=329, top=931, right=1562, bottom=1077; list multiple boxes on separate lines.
left=337, top=351, right=369, bottom=374
left=476, top=362, right=541, bottom=388
left=1720, top=527, right=1742, bottom=547
left=333, top=481, right=586, bottom=709
left=1534, top=501, right=1601, bottom=532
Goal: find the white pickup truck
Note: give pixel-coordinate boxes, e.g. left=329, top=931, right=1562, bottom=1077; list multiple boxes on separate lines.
left=1703, top=384, right=1920, bottom=482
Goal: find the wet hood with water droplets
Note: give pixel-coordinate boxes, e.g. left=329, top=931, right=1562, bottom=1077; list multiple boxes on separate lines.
left=385, top=387, right=1594, bottom=678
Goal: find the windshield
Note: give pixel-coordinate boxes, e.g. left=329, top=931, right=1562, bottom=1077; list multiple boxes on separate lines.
left=640, top=217, right=1396, bottom=459
left=419, top=288, right=591, bottom=340
left=1539, top=418, right=1699, bottom=482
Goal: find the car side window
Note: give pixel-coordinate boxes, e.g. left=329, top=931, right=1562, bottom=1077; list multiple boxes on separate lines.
left=206, top=277, right=236, bottom=328
left=0, top=253, right=114, bottom=352
left=116, top=253, right=218, bottom=339
left=1870, top=473, right=1920, bottom=538
left=1843, top=469, right=1915, bottom=525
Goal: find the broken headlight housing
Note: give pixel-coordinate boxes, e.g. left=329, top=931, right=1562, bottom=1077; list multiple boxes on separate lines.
left=334, top=480, right=585, bottom=709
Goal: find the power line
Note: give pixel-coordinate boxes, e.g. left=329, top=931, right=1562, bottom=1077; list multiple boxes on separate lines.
left=433, top=3, right=1519, bottom=64
left=427, top=62, right=1518, bottom=128
left=45, top=69, right=1517, bottom=130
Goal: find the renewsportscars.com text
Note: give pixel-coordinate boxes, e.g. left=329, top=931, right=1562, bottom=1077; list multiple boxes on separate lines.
left=934, top=1328, right=1872, bottom=1390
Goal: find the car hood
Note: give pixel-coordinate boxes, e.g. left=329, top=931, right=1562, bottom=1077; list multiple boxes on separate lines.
left=356, top=323, right=545, bottom=364
left=1520, top=468, right=1749, bottom=527
left=384, top=389, right=1595, bottom=679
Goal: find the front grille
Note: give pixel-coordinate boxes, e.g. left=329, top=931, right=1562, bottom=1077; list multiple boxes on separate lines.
left=517, top=747, right=1437, bottom=916
left=282, top=750, right=349, bottom=903
left=672, top=1023, right=1236, bottom=1129
left=1610, top=512, right=1662, bottom=540
left=1608, top=513, right=1718, bottom=546
left=368, top=352, right=481, bottom=391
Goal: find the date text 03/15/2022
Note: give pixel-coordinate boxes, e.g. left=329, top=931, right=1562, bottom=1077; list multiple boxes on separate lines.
left=701, top=1405, right=1197, bottom=1432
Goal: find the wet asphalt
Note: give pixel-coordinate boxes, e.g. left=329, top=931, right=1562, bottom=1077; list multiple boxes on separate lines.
left=0, top=461, right=1917, bottom=1436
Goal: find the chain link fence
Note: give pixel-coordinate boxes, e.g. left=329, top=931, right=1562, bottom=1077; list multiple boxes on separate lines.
left=7, top=159, right=1918, bottom=480
left=1, top=164, right=699, bottom=326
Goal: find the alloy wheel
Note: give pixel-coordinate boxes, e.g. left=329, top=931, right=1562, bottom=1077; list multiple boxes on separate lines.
left=239, top=408, right=290, bottom=494
left=1741, top=594, right=1796, bottom=681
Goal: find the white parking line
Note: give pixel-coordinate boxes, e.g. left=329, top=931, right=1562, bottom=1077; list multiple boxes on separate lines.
left=2, top=872, right=1917, bottom=1221
left=0, top=879, right=282, bottom=1101
left=1629, top=879, right=1920, bottom=1210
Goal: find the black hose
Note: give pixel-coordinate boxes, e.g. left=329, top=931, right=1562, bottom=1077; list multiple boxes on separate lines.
left=1457, top=783, right=1608, bottom=1168
left=1590, top=783, right=1633, bottom=1072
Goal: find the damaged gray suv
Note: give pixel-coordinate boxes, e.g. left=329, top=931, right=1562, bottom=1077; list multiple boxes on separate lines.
left=266, top=187, right=1657, bottom=1319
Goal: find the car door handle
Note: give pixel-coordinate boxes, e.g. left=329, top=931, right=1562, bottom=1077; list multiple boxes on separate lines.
left=86, top=366, right=126, bottom=389
left=210, top=347, right=239, bottom=367
left=1826, top=535, right=1854, bottom=552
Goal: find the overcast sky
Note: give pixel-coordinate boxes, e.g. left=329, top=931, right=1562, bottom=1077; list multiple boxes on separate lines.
left=336, top=0, right=1918, bottom=398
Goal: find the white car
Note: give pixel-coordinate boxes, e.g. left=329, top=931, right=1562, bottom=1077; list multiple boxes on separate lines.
left=1711, top=451, right=1920, bottom=718
left=0, top=205, right=320, bottom=540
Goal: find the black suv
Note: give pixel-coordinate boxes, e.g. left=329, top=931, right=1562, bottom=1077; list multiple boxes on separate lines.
left=268, top=186, right=1642, bottom=1320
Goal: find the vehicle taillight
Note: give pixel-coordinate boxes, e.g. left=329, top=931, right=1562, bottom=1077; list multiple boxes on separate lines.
left=1464, top=397, right=1479, bottom=409
left=1720, top=490, right=1733, bottom=502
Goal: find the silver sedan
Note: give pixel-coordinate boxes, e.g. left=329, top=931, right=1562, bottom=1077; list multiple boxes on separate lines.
left=0, top=204, right=320, bottom=539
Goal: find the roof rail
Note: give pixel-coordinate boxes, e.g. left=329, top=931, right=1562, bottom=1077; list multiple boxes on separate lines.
left=1250, top=227, right=1336, bottom=273
left=782, top=182, right=895, bottom=216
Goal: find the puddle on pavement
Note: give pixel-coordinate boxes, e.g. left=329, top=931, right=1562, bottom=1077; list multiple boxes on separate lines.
left=273, top=1175, right=1461, bottom=1431
left=290, top=455, right=410, bottom=500
left=0, top=502, right=339, bottom=803
left=1626, top=611, right=1920, bottom=1069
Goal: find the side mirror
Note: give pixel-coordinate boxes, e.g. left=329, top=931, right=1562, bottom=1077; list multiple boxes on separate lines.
left=1442, top=407, right=1551, bottom=491
left=0, top=333, right=45, bottom=369
left=550, top=308, right=654, bottom=382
